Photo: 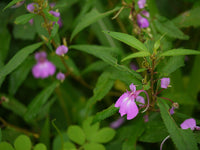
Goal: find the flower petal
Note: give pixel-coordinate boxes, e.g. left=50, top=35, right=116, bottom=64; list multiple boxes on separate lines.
left=129, top=83, right=136, bottom=92
left=126, top=101, right=139, bottom=120
left=180, top=118, right=196, bottom=130
left=115, top=92, right=130, bottom=107
left=136, top=96, right=145, bottom=106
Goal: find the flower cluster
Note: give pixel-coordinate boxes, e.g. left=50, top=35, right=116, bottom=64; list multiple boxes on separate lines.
left=137, top=0, right=150, bottom=28
left=115, top=83, right=149, bottom=120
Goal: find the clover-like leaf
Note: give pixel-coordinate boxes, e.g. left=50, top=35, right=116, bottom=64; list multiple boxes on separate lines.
left=14, top=135, right=31, bottom=150
left=67, top=125, right=86, bottom=145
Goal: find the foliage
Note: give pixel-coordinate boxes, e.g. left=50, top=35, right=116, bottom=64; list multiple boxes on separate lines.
left=0, top=0, right=200, bottom=150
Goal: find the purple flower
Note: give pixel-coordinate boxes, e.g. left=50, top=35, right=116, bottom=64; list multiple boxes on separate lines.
left=56, top=45, right=68, bottom=56
left=49, top=10, right=60, bottom=17
left=115, top=83, right=149, bottom=120
left=138, top=0, right=146, bottom=9
left=169, top=107, right=175, bottom=115
left=110, top=117, right=125, bottom=129
left=143, top=115, right=149, bottom=122
left=56, top=72, right=65, bottom=81
left=136, top=96, right=145, bottom=106
left=27, top=3, right=38, bottom=13
left=49, top=10, right=62, bottom=28
left=160, top=78, right=170, bottom=89
left=141, top=10, right=150, bottom=18
left=49, top=2, right=56, bottom=8
left=29, top=19, right=34, bottom=25
left=137, top=14, right=149, bottom=28
left=130, top=62, right=138, bottom=71
left=32, top=52, right=56, bottom=79
left=180, top=118, right=200, bottom=130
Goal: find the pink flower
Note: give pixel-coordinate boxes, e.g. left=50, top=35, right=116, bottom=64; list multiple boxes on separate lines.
left=29, top=19, right=34, bottom=25
left=110, top=117, right=125, bottom=129
left=56, top=45, right=68, bottom=56
left=115, top=83, right=149, bottom=120
left=27, top=3, right=38, bottom=13
left=49, top=10, right=63, bottom=28
left=138, top=0, right=146, bottom=9
left=32, top=52, right=56, bottom=79
left=160, top=78, right=170, bottom=89
left=180, top=118, right=200, bottom=130
left=49, top=2, right=56, bottom=8
left=137, top=14, right=149, bottom=28
left=56, top=72, right=65, bottom=81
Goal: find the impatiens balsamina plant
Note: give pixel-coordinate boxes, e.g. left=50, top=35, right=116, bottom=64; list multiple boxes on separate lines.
left=0, top=0, right=200, bottom=150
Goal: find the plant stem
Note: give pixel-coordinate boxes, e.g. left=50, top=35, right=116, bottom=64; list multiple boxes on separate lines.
left=0, top=117, right=39, bottom=138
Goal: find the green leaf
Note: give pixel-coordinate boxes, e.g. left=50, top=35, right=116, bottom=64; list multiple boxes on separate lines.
left=13, top=24, right=36, bottom=40
left=70, top=45, right=142, bottom=80
left=14, top=14, right=36, bottom=24
left=82, top=117, right=100, bottom=142
left=92, top=104, right=118, bottom=124
left=154, top=16, right=189, bottom=40
left=103, top=31, right=148, bottom=51
left=158, top=99, right=198, bottom=150
left=139, top=121, right=168, bottom=143
left=0, top=25, right=11, bottom=62
left=70, top=45, right=118, bottom=66
left=83, top=143, right=105, bottom=150
left=0, top=128, right=2, bottom=142
left=9, top=58, right=34, bottom=95
left=91, top=127, right=115, bottom=143
left=14, top=135, right=32, bottom=150
left=71, top=7, right=119, bottom=41
left=67, top=125, right=85, bottom=145
left=33, top=143, right=47, bottom=150
left=157, top=56, right=185, bottom=75
left=86, top=71, right=114, bottom=110
left=82, top=61, right=108, bottom=75
left=50, top=23, right=59, bottom=40
left=39, top=117, right=50, bottom=149
left=159, top=49, right=200, bottom=57
left=122, top=119, right=145, bottom=150
left=173, top=7, right=200, bottom=28
left=0, top=42, right=43, bottom=79
left=24, top=82, right=58, bottom=122
left=121, top=51, right=150, bottom=62
left=0, top=142, right=14, bottom=150
left=1, top=95, right=27, bottom=117
left=3, top=0, right=24, bottom=11
left=63, top=142, right=76, bottom=150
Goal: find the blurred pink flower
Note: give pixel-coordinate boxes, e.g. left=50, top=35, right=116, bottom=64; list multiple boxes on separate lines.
left=56, top=72, right=65, bottom=81
left=138, top=0, right=146, bottom=9
left=27, top=3, right=38, bottom=13
left=180, top=118, right=200, bottom=130
left=160, top=78, right=170, bottom=89
left=110, top=117, right=125, bottom=129
left=56, top=45, right=68, bottom=56
left=32, top=52, right=56, bottom=79
left=137, top=14, right=149, bottom=28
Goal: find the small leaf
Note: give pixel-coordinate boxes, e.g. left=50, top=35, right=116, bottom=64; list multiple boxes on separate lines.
left=159, top=49, right=200, bottom=57
left=0, top=142, right=14, bottom=150
left=15, top=14, right=36, bottom=24
left=82, top=117, right=100, bottom=141
left=63, top=142, right=76, bottom=150
left=86, top=71, right=114, bottom=111
left=14, top=135, right=32, bottom=150
left=71, top=7, right=119, bottom=40
left=1, top=95, right=27, bottom=117
left=91, top=127, right=115, bottom=143
left=104, top=31, right=148, bottom=51
left=50, top=23, right=59, bottom=40
left=67, top=125, right=85, bottom=145
left=33, top=143, right=47, bottom=150
left=154, top=16, right=189, bottom=40
left=0, top=42, right=43, bottom=79
left=3, top=0, right=24, bottom=11
left=121, top=51, right=150, bottom=62
left=173, top=7, right=200, bottom=28
left=83, top=143, right=105, bottom=150
left=24, top=82, right=58, bottom=122
left=92, top=104, right=118, bottom=124
left=9, top=58, right=34, bottom=95
left=158, top=99, right=198, bottom=150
